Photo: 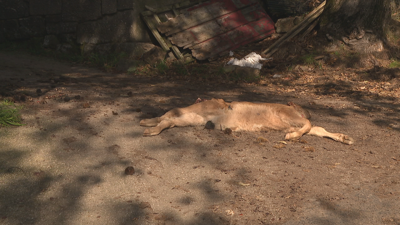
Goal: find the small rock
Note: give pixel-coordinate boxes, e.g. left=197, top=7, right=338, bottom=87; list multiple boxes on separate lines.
left=43, top=35, right=59, bottom=49
left=112, top=111, right=118, bottom=115
left=74, top=95, right=81, bottom=100
left=143, top=46, right=166, bottom=65
left=139, top=202, right=152, bottom=209
left=257, top=137, right=269, bottom=143
left=303, top=146, right=315, bottom=152
left=204, top=121, right=215, bottom=129
left=125, top=166, right=135, bottom=175
left=224, top=128, right=232, bottom=135
left=82, top=102, right=90, bottom=108
left=19, top=95, right=26, bottom=102
left=64, top=96, right=71, bottom=102
left=135, top=108, right=142, bottom=112
left=127, top=91, right=133, bottom=97
left=36, top=89, right=42, bottom=95
left=275, top=16, right=304, bottom=33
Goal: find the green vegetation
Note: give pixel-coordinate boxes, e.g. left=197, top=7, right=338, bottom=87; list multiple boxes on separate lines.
left=171, top=61, right=189, bottom=76
left=0, top=100, right=23, bottom=127
left=155, top=60, right=169, bottom=74
left=302, top=53, right=316, bottom=65
left=86, top=52, right=126, bottom=72
left=389, top=59, right=400, bottom=68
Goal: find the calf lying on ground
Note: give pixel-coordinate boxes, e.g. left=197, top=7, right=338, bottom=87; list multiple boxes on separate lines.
left=140, top=98, right=354, bottom=145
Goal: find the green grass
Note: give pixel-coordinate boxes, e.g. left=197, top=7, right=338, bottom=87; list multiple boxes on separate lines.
left=0, top=100, right=23, bottom=127
left=302, top=53, right=316, bottom=65
left=389, top=59, right=400, bottom=68
left=85, top=52, right=127, bottom=72
left=171, top=61, right=189, bottom=76
left=155, top=60, right=169, bottom=74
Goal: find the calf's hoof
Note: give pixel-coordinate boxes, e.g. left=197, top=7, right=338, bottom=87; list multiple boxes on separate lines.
left=341, top=135, right=354, bottom=145
left=143, top=128, right=160, bottom=136
left=285, top=132, right=300, bottom=140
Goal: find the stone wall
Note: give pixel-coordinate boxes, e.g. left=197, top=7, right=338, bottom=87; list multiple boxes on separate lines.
left=0, top=0, right=178, bottom=57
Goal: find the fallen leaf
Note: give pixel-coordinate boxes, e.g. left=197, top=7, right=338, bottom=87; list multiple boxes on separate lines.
left=226, top=210, right=234, bottom=216
left=257, top=137, right=269, bottom=143
left=303, top=146, right=315, bottom=152
left=238, top=182, right=250, bottom=186
left=273, top=143, right=286, bottom=149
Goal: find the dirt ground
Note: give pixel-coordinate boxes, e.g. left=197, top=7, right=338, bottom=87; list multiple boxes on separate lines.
left=0, top=48, right=400, bottom=225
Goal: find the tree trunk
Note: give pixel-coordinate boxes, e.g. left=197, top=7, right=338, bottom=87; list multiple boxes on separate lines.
left=321, top=0, right=391, bottom=35
left=320, top=0, right=399, bottom=56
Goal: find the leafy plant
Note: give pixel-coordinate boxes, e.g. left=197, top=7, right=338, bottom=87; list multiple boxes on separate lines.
left=0, top=100, right=23, bottom=127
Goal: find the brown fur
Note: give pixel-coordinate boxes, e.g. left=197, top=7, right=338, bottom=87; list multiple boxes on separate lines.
left=140, top=98, right=354, bottom=145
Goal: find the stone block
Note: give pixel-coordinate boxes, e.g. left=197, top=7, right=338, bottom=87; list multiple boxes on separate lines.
left=19, top=17, right=46, bottom=37
left=143, top=46, right=166, bottom=65
left=2, top=19, right=31, bottom=40
left=0, top=30, right=6, bottom=42
left=46, top=15, right=62, bottom=23
left=0, top=0, right=29, bottom=19
left=30, top=0, right=62, bottom=15
left=117, top=0, right=136, bottom=10
left=116, top=42, right=156, bottom=59
left=58, top=34, right=77, bottom=44
left=62, top=0, right=101, bottom=21
left=1, top=18, right=44, bottom=40
left=102, top=0, right=117, bottom=14
left=46, top=22, right=77, bottom=34
left=77, top=10, right=150, bottom=44
left=1, top=20, right=19, bottom=40
left=275, top=16, right=303, bottom=33
left=43, top=35, right=59, bottom=49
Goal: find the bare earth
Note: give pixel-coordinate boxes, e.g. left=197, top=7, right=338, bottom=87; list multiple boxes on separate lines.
left=0, top=51, right=400, bottom=225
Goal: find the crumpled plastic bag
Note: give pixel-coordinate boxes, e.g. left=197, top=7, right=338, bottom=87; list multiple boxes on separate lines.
left=227, top=52, right=269, bottom=70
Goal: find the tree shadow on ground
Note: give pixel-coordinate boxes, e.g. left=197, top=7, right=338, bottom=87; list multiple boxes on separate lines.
left=1, top=48, right=400, bottom=224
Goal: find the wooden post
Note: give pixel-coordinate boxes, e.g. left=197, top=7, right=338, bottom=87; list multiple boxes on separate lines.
left=261, top=0, right=326, bottom=57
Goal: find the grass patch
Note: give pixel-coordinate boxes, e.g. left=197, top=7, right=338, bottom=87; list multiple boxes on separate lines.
left=0, top=100, right=23, bottom=127
left=85, top=52, right=126, bottom=72
left=171, top=61, right=189, bottom=76
left=302, top=53, right=316, bottom=65
left=155, top=60, right=169, bottom=74
left=389, top=59, right=400, bottom=68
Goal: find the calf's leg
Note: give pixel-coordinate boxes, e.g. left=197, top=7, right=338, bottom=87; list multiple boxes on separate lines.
left=143, top=112, right=206, bottom=136
left=284, top=120, right=312, bottom=140
left=143, top=120, right=175, bottom=136
left=307, top=126, right=354, bottom=145
left=140, top=117, right=161, bottom=127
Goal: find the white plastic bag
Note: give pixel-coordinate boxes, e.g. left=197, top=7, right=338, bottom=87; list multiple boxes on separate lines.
left=227, top=52, right=269, bottom=70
